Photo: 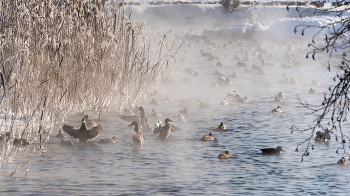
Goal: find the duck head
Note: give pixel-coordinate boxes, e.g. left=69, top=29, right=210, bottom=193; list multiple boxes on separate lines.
left=138, top=107, right=145, bottom=117
left=276, top=146, right=284, bottom=152
left=83, top=115, right=89, bottom=120
left=80, top=118, right=88, bottom=130
left=165, top=118, right=173, bottom=124
left=219, top=122, right=224, bottom=126
left=209, top=132, right=213, bottom=136
left=225, top=151, right=229, bottom=155
left=128, top=121, right=139, bottom=128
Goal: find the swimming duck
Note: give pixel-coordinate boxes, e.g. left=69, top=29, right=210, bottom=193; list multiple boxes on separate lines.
left=60, top=139, right=75, bottom=147
left=158, top=118, right=180, bottom=140
left=337, top=157, right=349, bottom=165
left=244, top=69, right=252, bottom=74
left=188, top=97, right=196, bottom=103
left=177, top=113, right=186, bottom=123
left=289, top=78, right=298, bottom=84
left=98, top=136, right=118, bottom=144
left=281, top=63, right=291, bottom=69
left=220, top=99, right=229, bottom=106
left=215, top=70, right=224, bottom=76
left=315, top=128, right=330, bottom=141
left=150, top=98, right=160, bottom=105
left=312, top=80, right=320, bottom=86
left=129, top=121, right=144, bottom=147
left=152, top=109, right=162, bottom=117
left=261, top=59, right=274, bottom=66
left=13, top=138, right=33, bottom=146
left=165, top=95, right=173, bottom=102
left=201, top=132, right=214, bottom=141
left=234, top=55, right=241, bottom=60
left=232, top=72, right=239, bottom=78
left=237, top=62, right=247, bottom=67
left=178, top=100, right=186, bottom=107
left=244, top=54, right=250, bottom=61
left=119, top=107, right=152, bottom=131
left=149, top=90, right=159, bottom=97
left=179, top=108, right=191, bottom=114
left=272, top=106, right=283, bottom=113
left=216, top=62, right=224, bottom=67
left=257, top=68, right=266, bottom=75
left=63, top=119, right=102, bottom=143
left=216, top=122, right=226, bottom=131
left=193, top=72, right=200, bottom=77
left=227, top=91, right=237, bottom=98
left=282, top=73, right=289, bottom=78
left=277, top=92, right=286, bottom=99
left=237, top=97, right=249, bottom=103
left=211, top=82, right=219, bottom=89
left=274, top=97, right=282, bottom=102
left=199, top=102, right=210, bottom=108
left=257, top=55, right=264, bottom=60
left=218, top=151, right=230, bottom=159
left=123, top=109, right=134, bottom=116
left=308, top=88, right=317, bottom=94
left=0, top=132, right=11, bottom=141
left=56, top=130, right=66, bottom=138
left=260, top=146, right=284, bottom=155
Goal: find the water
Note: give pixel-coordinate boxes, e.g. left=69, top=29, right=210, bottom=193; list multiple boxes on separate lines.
left=1, top=7, right=350, bottom=196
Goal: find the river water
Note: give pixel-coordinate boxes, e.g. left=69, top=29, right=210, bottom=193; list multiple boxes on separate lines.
left=0, top=5, right=349, bottom=196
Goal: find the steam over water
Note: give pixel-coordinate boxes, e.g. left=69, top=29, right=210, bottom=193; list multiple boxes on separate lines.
left=1, top=4, right=350, bottom=195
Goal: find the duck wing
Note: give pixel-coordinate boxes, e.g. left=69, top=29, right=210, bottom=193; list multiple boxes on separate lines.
left=62, top=124, right=79, bottom=139
left=87, top=124, right=103, bottom=140
left=119, top=115, right=141, bottom=123
left=171, top=124, right=181, bottom=132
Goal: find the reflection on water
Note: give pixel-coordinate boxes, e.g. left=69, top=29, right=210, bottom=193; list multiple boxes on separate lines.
left=1, top=20, right=350, bottom=196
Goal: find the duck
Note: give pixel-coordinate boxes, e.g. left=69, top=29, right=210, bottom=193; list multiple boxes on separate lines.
left=289, top=78, right=298, bottom=84
left=150, top=98, right=160, bottom=105
left=232, top=72, right=239, bottom=78
left=98, top=136, right=118, bottom=144
left=179, top=108, right=191, bottom=114
left=193, top=72, right=200, bottom=77
left=129, top=121, right=144, bottom=147
left=158, top=118, right=180, bottom=140
left=257, top=68, right=266, bottom=75
left=216, top=122, right=226, bottom=131
left=62, top=119, right=102, bottom=143
left=165, top=95, right=173, bottom=102
left=277, top=92, right=286, bottom=99
left=60, top=139, right=75, bottom=147
left=123, top=108, right=134, bottom=116
left=315, top=128, right=330, bottom=141
left=218, top=151, right=230, bottom=159
left=237, top=62, right=247, bottom=67
left=178, top=100, right=186, bottom=107
left=227, top=91, right=237, bottom=98
left=274, top=97, right=282, bottom=102
left=260, top=146, right=284, bottom=155
left=152, top=109, right=162, bottom=117
left=177, top=113, right=186, bottom=123
left=188, top=97, right=196, bottom=103
left=308, top=88, right=317, bottom=94
left=237, top=97, right=249, bottom=103
left=220, top=99, right=229, bottom=106
left=13, top=138, right=33, bottom=146
left=272, top=106, right=283, bottom=113
left=216, top=62, right=224, bottom=67
left=56, top=130, right=66, bottom=138
left=199, top=102, right=210, bottom=108
left=312, top=80, right=320, bottom=86
left=223, top=79, right=232, bottom=85
left=244, top=69, right=252, bottom=74
left=119, top=107, right=152, bottom=131
left=337, top=157, right=350, bottom=165
left=281, top=63, right=291, bottom=69
left=282, top=73, right=289, bottom=78
left=201, top=132, right=214, bottom=141
left=234, top=55, right=241, bottom=60
left=261, top=59, right=274, bottom=66
left=211, top=82, right=219, bottom=89
left=244, top=54, right=250, bottom=61
left=0, top=132, right=11, bottom=141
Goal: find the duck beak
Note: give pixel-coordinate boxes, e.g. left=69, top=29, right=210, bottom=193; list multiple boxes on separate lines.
left=128, top=123, right=133, bottom=127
